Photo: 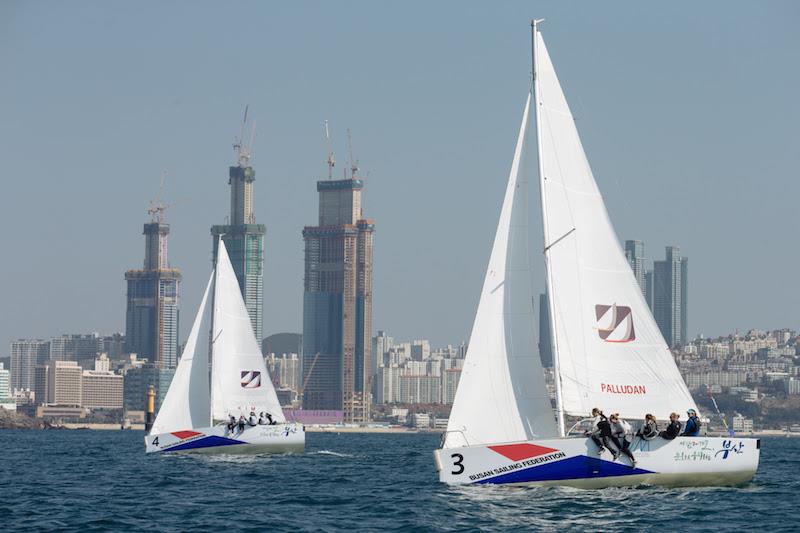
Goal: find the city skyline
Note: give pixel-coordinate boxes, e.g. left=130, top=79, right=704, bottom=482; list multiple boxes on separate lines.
left=1, top=2, right=798, bottom=351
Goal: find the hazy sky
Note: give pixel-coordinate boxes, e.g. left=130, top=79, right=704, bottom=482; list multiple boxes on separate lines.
left=1, top=1, right=798, bottom=352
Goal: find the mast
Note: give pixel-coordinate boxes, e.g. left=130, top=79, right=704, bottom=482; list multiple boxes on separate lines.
left=532, top=19, right=566, bottom=437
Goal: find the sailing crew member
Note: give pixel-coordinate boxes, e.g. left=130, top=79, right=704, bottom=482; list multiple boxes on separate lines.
left=609, top=413, right=635, bottom=466
left=238, top=414, right=246, bottom=433
left=659, top=412, right=682, bottom=440
left=636, top=414, right=659, bottom=440
left=258, top=412, right=267, bottom=425
left=586, top=408, right=617, bottom=457
left=227, top=415, right=236, bottom=434
left=681, top=409, right=701, bottom=437
left=248, top=410, right=258, bottom=426
left=265, top=412, right=275, bottom=425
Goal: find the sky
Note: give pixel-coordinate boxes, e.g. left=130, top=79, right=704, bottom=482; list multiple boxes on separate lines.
left=0, top=1, right=798, bottom=351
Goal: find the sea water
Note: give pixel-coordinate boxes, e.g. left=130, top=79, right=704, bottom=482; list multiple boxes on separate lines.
left=0, top=430, right=797, bottom=532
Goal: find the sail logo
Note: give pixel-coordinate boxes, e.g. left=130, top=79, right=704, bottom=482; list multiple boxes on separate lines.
left=240, top=371, right=261, bottom=388
left=595, top=304, right=635, bottom=342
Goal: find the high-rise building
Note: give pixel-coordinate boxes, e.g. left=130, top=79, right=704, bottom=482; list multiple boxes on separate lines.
left=125, top=214, right=181, bottom=368
left=40, top=360, right=83, bottom=407
left=653, top=246, right=688, bottom=347
left=10, top=339, right=50, bottom=391
left=538, top=293, right=553, bottom=368
left=302, top=172, right=375, bottom=422
left=624, top=240, right=647, bottom=296
left=211, top=129, right=265, bottom=342
left=645, top=270, right=654, bottom=310
left=49, top=333, right=101, bottom=369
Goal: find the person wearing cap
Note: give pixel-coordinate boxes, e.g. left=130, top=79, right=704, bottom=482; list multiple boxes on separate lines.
left=681, top=409, right=701, bottom=437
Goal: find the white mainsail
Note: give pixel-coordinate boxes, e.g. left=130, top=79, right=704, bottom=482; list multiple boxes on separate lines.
left=211, top=239, right=284, bottom=422
left=150, top=272, right=213, bottom=435
left=533, top=27, right=698, bottom=424
left=444, top=94, right=558, bottom=448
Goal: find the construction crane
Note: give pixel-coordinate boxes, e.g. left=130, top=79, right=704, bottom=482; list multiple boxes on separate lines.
left=346, top=128, right=359, bottom=179
left=324, top=120, right=335, bottom=179
left=147, top=171, right=171, bottom=223
left=233, top=105, right=256, bottom=167
left=298, top=351, right=321, bottom=403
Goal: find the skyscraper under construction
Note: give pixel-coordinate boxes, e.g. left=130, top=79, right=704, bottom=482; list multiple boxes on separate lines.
left=211, top=109, right=265, bottom=342
left=125, top=207, right=181, bottom=368
left=302, top=133, right=374, bottom=423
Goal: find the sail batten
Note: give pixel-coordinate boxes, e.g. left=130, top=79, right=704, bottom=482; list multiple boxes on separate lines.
left=534, top=28, right=698, bottom=421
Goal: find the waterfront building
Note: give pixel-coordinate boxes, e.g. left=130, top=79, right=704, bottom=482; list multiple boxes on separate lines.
left=732, top=413, right=754, bottom=433
left=302, top=172, right=374, bottom=423
left=538, top=293, right=553, bottom=367
left=211, top=132, right=265, bottom=342
left=124, top=212, right=181, bottom=368
left=81, top=355, right=123, bottom=410
left=10, top=339, right=50, bottom=391
left=645, top=270, right=654, bottom=310
left=653, top=246, right=688, bottom=347
left=0, top=363, right=10, bottom=402
left=122, top=364, right=174, bottom=412
left=45, top=361, right=83, bottom=407
left=624, top=240, right=647, bottom=296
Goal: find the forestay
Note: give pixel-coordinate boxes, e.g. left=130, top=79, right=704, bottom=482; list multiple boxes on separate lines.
left=444, top=94, right=558, bottom=449
left=210, top=239, right=284, bottom=422
left=150, top=272, right=213, bottom=434
left=534, top=29, right=698, bottom=421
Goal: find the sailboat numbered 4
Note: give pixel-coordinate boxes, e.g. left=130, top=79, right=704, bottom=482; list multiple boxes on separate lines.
left=145, top=239, right=305, bottom=455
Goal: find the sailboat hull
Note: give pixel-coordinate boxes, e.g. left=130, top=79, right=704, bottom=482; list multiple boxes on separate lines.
left=436, top=436, right=759, bottom=488
left=145, top=422, right=305, bottom=455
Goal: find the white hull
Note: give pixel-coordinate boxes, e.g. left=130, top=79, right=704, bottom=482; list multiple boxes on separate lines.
left=436, top=436, right=759, bottom=488
left=145, top=422, right=305, bottom=455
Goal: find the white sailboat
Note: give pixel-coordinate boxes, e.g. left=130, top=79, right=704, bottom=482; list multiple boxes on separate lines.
left=145, top=239, right=304, bottom=454
left=435, top=21, right=759, bottom=487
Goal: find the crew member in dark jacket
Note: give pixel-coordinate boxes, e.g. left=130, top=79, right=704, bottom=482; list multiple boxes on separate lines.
left=659, top=412, right=682, bottom=440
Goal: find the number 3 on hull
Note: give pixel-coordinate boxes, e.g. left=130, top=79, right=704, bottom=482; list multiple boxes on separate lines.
left=435, top=20, right=759, bottom=488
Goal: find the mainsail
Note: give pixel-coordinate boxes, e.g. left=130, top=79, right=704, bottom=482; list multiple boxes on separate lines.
left=210, top=239, right=284, bottom=422
left=150, top=272, right=213, bottom=434
left=444, top=94, right=558, bottom=448
left=533, top=26, right=698, bottom=424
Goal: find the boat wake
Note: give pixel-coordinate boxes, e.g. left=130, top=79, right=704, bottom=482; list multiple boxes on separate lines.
left=311, top=450, right=355, bottom=458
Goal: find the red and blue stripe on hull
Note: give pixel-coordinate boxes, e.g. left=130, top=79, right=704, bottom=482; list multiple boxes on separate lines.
left=475, top=443, right=653, bottom=485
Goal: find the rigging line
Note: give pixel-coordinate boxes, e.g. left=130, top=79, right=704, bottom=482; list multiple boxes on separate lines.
left=544, top=227, right=576, bottom=252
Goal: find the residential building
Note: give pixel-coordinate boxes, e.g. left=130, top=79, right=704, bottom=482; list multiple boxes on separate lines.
left=302, top=172, right=374, bottom=423
left=653, top=246, right=688, bottom=347
left=624, top=239, right=646, bottom=296
left=49, top=333, right=101, bottom=369
left=10, top=339, right=50, bottom=390
left=0, top=363, right=10, bottom=402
